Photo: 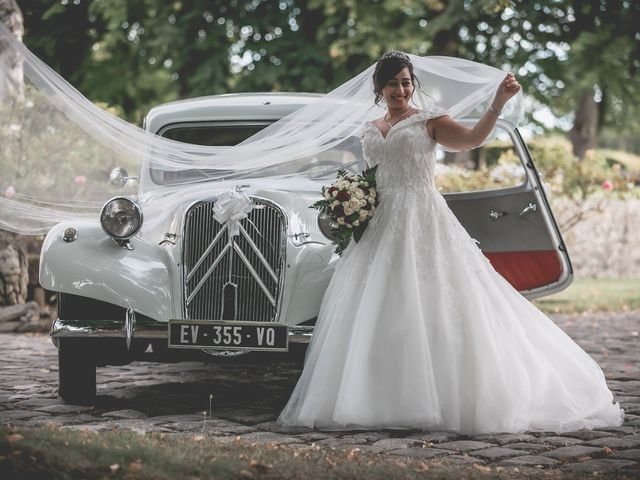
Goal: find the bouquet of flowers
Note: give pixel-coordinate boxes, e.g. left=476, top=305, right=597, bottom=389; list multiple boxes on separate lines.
left=310, top=166, right=378, bottom=256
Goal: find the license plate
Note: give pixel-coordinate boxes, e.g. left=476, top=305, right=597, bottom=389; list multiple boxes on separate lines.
left=168, top=320, right=288, bottom=351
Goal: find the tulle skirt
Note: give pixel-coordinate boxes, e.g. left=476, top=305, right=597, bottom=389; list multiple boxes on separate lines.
left=277, top=186, right=624, bottom=434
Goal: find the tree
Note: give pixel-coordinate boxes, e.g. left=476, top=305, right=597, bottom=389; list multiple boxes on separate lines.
left=0, top=0, right=24, bottom=104
left=0, top=0, right=28, bottom=305
left=456, top=1, right=640, bottom=159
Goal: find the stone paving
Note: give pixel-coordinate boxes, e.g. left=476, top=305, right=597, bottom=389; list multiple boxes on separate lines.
left=1, top=310, right=639, bottom=477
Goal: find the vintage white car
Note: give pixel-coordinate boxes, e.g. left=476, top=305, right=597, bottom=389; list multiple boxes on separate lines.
left=40, top=92, right=573, bottom=403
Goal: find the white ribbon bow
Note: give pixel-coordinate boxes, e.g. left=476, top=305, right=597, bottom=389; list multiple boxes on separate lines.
left=212, top=188, right=256, bottom=238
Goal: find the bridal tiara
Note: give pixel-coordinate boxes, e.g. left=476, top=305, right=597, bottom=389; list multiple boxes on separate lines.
left=379, top=51, right=410, bottom=61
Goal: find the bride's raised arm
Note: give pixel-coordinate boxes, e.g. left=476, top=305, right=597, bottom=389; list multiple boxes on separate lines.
left=427, top=72, right=521, bottom=151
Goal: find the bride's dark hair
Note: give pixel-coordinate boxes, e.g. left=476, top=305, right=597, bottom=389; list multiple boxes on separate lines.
left=372, top=51, right=421, bottom=105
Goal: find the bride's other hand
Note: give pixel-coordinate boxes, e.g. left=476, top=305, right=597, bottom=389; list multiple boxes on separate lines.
left=493, top=72, right=521, bottom=109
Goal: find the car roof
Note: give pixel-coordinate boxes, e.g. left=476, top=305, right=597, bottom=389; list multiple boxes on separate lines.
left=144, top=92, right=322, bottom=134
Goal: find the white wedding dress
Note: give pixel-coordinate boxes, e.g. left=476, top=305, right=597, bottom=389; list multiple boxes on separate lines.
left=277, top=104, right=625, bottom=435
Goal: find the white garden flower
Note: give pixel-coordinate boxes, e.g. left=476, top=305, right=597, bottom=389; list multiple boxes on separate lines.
left=349, top=198, right=360, bottom=208
left=332, top=190, right=338, bottom=197
left=342, top=201, right=350, bottom=207
left=353, top=219, right=360, bottom=226
left=337, top=217, right=345, bottom=225
left=354, top=188, right=365, bottom=199
left=359, top=199, right=367, bottom=207
left=344, top=207, right=354, bottom=215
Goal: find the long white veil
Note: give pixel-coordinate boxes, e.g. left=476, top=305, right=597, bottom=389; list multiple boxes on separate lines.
left=0, top=23, right=524, bottom=236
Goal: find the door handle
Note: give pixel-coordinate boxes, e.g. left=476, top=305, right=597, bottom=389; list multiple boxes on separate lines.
left=489, top=210, right=506, bottom=221
left=519, top=202, right=537, bottom=217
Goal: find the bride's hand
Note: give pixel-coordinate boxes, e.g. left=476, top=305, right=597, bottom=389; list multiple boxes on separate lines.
left=493, top=72, right=521, bottom=109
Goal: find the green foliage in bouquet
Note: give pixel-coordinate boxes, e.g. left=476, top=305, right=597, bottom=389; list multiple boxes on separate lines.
left=310, top=165, right=378, bottom=256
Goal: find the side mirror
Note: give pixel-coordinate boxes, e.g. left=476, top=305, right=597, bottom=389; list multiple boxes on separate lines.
left=109, top=168, right=136, bottom=188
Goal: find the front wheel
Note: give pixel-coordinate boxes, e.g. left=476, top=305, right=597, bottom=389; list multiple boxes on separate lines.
left=58, top=339, right=96, bottom=404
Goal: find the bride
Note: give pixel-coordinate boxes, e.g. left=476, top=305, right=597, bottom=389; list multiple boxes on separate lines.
left=277, top=51, right=624, bottom=435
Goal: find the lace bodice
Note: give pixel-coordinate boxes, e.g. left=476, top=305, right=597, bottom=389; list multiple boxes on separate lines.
left=361, top=104, right=448, bottom=196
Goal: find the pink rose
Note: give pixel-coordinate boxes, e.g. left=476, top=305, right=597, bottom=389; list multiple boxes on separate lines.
left=602, top=180, right=613, bottom=191
left=4, top=186, right=15, bottom=199
left=75, top=175, right=87, bottom=185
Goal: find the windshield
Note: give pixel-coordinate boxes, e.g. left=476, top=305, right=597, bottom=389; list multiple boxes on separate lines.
left=150, top=121, right=366, bottom=185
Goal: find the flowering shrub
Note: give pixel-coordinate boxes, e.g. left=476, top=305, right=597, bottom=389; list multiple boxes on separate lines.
left=310, top=166, right=378, bottom=256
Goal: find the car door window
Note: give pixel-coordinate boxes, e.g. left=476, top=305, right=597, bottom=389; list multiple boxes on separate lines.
left=435, top=129, right=526, bottom=193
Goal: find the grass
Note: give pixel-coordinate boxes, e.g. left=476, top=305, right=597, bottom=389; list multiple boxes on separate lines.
left=534, top=277, right=640, bottom=315
left=1, top=424, right=622, bottom=480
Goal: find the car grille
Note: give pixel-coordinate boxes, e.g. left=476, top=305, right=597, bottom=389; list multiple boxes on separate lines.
left=183, top=198, right=286, bottom=322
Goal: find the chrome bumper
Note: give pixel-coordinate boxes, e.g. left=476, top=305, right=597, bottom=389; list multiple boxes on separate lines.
left=50, top=319, right=314, bottom=346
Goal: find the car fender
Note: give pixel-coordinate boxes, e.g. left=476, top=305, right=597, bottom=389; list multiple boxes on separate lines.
left=40, top=222, right=174, bottom=321
left=281, top=242, right=337, bottom=325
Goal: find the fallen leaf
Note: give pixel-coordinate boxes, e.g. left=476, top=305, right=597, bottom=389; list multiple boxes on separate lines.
left=414, top=461, right=430, bottom=472
left=6, top=434, right=24, bottom=443
left=602, top=446, right=615, bottom=455
left=249, top=459, right=273, bottom=473
left=346, top=448, right=360, bottom=460
left=238, top=469, right=255, bottom=479
left=575, top=455, right=592, bottom=462
left=109, top=464, right=120, bottom=474
left=129, top=460, right=143, bottom=472
left=472, top=464, right=492, bottom=473
left=192, top=435, right=205, bottom=442
left=325, top=456, right=337, bottom=467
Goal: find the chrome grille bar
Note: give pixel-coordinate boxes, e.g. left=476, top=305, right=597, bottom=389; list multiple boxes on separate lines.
left=182, top=198, right=286, bottom=322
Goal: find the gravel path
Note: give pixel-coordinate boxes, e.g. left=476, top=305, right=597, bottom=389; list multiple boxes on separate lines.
left=1, top=310, right=639, bottom=477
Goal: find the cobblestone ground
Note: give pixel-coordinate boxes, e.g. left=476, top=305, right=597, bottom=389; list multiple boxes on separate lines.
left=1, top=311, right=639, bottom=477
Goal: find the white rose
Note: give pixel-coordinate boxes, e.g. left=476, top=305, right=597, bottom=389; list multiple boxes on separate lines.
left=371, top=190, right=377, bottom=197
left=342, top=201, right=350, bottom=207
left=353, top=219, right=360, bottom=227
left=333, top=200, right=340, bottom=207
left=332, top=190, right=338, bottom=197
left=337, top=217, right=345, bottom=225
left=359, top=199, right=367, bottom=207
left=349, top=198, right=360, bottom=208
left=344, top=207, right=354, bottom=215
left=349, top=183, right=357, bottom=192
left=338, top=180, right=349, bottom=190
left=359, top=209, right=368, bottom=219
left=354, top=188, right=364, bottom=199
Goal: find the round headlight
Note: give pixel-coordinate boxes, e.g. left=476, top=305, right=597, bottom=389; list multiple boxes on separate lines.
left=100, top=197, right=143, bottom=240
left=317, top=211, right=335, bottom=240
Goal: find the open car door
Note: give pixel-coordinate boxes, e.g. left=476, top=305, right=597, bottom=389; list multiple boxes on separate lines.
left=439, top=121, right=572, bottom=299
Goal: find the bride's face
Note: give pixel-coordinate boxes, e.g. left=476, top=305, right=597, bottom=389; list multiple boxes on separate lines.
left=382, top=67, right=414, bottom=111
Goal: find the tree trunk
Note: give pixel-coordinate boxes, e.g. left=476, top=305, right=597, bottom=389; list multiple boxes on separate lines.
left=0, top=231, right=28, bottom=306
left=0, top=0, right=24, bottom=105
left=0, top=1, right=28, bottom=306
left=569, top=88, right=599, bottom=160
